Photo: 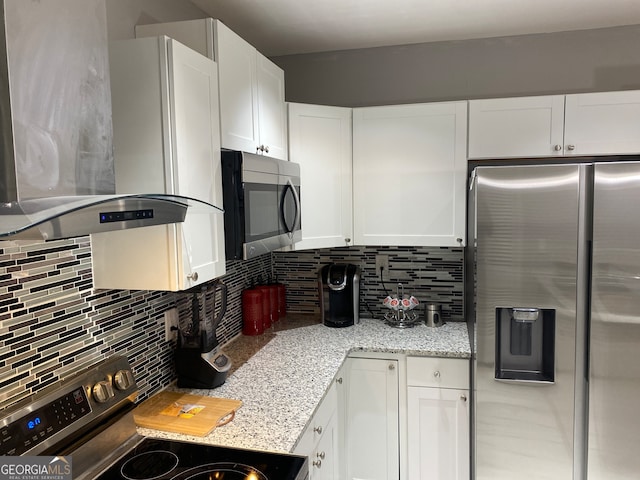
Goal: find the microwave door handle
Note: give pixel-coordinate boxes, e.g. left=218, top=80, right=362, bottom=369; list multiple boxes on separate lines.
left=284, top=178, right=301, bottom=238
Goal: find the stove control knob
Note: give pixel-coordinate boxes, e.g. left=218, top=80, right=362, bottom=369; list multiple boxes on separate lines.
left=113, top=369, right=135, bottom=391
left=92, top=380, right=115, bottom=403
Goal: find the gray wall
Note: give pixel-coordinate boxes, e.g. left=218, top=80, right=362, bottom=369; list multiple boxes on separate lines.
left=272, top=25, right=640, bottom=107
left=105, top=0, right=207, bottom=41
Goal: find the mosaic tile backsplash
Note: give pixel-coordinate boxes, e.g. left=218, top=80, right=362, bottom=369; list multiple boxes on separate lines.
left=273, top=246, right=464, bottom=321
left=0, top=238, right=270, bottom=411
left=0, top=239, right=462, bottom=412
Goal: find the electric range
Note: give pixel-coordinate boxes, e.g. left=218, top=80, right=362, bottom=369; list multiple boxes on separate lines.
left=0, top=356, right=308, bottom=480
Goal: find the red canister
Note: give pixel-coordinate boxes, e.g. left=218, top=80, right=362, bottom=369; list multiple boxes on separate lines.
left=255, top=285, right=272, bottom=329
left=271, top=281, right=286, bottom=318
left=267, top=277, right=286, bottom=320
left=268, top=285, right=279, bottom=323
left=242, top=289, right=264, bottom=336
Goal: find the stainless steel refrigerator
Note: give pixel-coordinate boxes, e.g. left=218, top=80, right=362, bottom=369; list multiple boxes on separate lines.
left=469, top=161, right=640, bottom=480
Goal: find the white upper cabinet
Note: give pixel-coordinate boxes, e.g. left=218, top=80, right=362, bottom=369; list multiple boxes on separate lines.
left=256, top=52, right=288, bottom=160
left=468, top=95, right=565, bottom=159
left=91, top=37, right=225, bottom=291
left=213, top=20, right=260, bottom=155
left=469, top=90, right=640, bottom=159
left=288, top=103, right=353, bottom=250
left=353, top=102, right=467, bottom=247
left=564, top=91, right=640, bottom=156
left=136, top=18, right=288, bottom=160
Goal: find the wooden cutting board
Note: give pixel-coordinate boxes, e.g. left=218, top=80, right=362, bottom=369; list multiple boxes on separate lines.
left=133, top=391, right=242, bottom=437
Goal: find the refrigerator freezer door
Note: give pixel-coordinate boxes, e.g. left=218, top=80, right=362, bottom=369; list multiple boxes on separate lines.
left=588, top=162, right=640, bottom=479
left=474, top=164, right=581, bottom=480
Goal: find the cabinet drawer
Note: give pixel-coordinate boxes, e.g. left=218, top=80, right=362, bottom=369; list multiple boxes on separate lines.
left=407, top=357, right=469, bottom=389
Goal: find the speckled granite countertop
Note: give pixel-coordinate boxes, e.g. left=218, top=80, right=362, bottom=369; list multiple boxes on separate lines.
left=136, top=316, right=470, bottom=454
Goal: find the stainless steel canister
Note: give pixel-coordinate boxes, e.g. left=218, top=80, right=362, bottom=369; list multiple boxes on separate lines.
left=425, top=303, right=443, bottom=327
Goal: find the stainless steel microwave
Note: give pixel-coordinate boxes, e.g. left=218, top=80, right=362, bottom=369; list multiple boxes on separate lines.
left=221, top=151, right=301, bottom=260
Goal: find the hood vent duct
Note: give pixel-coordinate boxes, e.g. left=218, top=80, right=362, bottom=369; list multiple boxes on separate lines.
left=0, top=0, right=217, bottom=241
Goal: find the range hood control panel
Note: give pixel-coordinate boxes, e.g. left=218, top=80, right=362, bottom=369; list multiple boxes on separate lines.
left=99, top=209, right=154, bottom=223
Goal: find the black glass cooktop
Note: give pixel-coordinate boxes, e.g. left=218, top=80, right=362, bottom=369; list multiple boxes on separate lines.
left=95, top=437, right=308, bottom=480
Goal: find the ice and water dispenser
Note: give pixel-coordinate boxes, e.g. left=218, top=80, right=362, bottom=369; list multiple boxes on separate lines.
left=495, top=307, right=556, bottom=382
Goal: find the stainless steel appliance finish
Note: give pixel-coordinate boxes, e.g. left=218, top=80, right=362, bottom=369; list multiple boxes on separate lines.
left=222, top=151, right=302, bottom=260
left=470, top=161, right=640, bottom=480
left=587, top=162, right=640, bottom=479
left=2, top=356, right=308, bottom=480
left=0, top=0, right=208, bottom=240
left=0, top=356, right=138, bottom=459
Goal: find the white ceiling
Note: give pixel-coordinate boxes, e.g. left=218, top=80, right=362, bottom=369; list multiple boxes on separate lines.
left=189, top=0, right=640, bottom=56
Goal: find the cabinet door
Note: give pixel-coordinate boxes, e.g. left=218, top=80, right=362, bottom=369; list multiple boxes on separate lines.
left=294, top=377, right=340, bottom=480
left=168, top=40, right=226, bottom=285
left=288, top=103, right=353, bottom=250
left=344, top=357, right=399, bottom=480
left=92, top=37, right=225, bottom=291
left=407, top=386, right=469, bottom=480
left=312, top=411, right=339, bottom=480
left=564, top=90, right=640, bottom=155
left=257, top=53, right=287, bottom=160
left=468, top=96, right=565, bottom=159
left=213, top=20, right=260, bottom=154
left=352, top=102, right=467, bottom=247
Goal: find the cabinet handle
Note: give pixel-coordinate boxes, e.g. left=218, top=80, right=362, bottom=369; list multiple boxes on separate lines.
left=456, top=237, right=463, bottom=244
left=313, top=425, right=323, bottom=434
left=264, top=145, right=269, bottom=153
left=553, top=144, right=563, bottom=151
left=388, top=364, right=395, bottom=371
left=313, top=459, right=322, bottom=468
left=345, top=238, right=351, bottom=243
left=336, top=377, right=343, bottom=384
left=433, top=370, right=441, bottom=378
left=187, top=272, right=199, bottom=282
left=317, top=451, right=326, bottom=460
left=566, top=144, right=576, bottom=151
left=460, top=394, right=467, bottom=402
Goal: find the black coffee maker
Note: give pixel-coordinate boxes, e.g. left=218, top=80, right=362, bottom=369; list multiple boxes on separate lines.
left=318, top=263, right=361, bottom=327
left=175, top=280, right=231, bottom=388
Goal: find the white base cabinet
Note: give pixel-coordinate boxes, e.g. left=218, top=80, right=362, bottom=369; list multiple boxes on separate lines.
left=469, top=90, right=640, bottom=159
left=293, top=354, right=470, bottom=480
left=294, top=371, right=343, bottom=480
left=91, top=36, right=225, bottom=291
left=352, top=102, right=467, bottom=247
left=344, top=356, right=400, bottom=480
left=136, top=18, right=287, bottom=160
left=288, top=103, right=353, bottom=250
left=406, top=357, right=470, bottom=480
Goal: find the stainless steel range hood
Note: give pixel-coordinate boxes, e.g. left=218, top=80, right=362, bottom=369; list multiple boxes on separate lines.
left=0, top=0, right=216, bottom=241
left=0, top=194, right=224, bottom=241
